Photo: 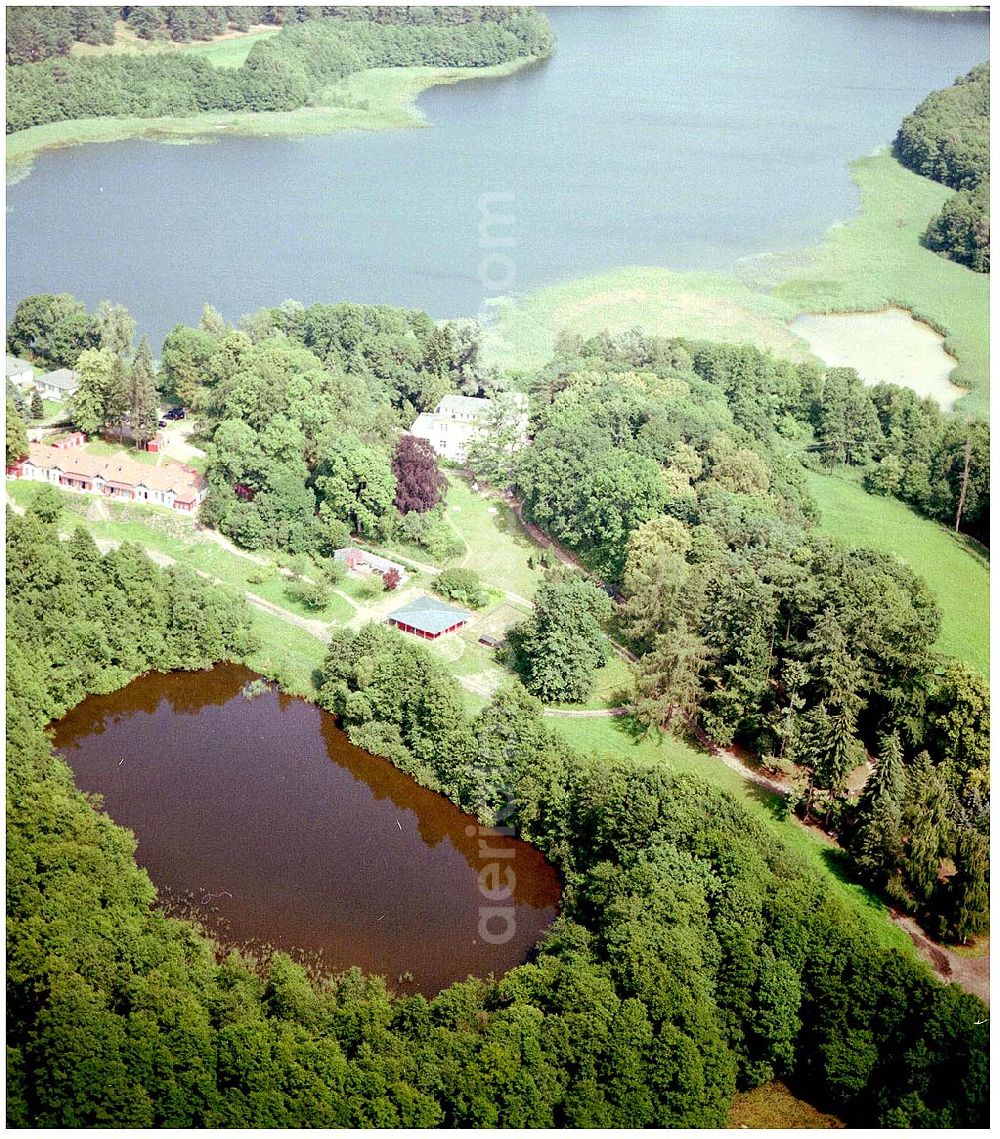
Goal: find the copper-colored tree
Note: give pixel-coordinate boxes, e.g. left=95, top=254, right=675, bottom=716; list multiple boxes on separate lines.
left=392, top=434, right=446, bottom=514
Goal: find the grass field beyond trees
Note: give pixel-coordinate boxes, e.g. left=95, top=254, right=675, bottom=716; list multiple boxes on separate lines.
left=770, top=152, right=989, bottom=419
left=444, top=473, right=542, bottom=601
left=805, top=469, right=989, bottom=677
left=69, top=21, right=279, bottom=66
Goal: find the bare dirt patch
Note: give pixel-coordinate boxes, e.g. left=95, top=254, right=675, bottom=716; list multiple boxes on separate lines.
left=456, top=669, right=506, bottom=699
left=159, top=418, right=206, bottom=465
left=474, top=603, right=528, bottom=642
left=890, top=911, right=990, bottom=1005
left=345, top=584, right=424, bottom=631
left=790, top=307, right=967, bottom=411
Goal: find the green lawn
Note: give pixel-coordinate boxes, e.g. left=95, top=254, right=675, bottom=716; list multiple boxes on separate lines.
left=547, top=715, right=916, bottom=957
left=70, top=21, right=279, bottom=66
left=806, top=469, right=989, bottom=677
left=446, top=474, right=542, bottom=601
left=244, top=608, right=327, bottom=698
left=182, top=30, right=279, bottom=68
left=487, top=153, right=989, bottom=418
left=547, top=651, right=633, bottom=712
left=5, top=481, right=353, bottom=624
left=31, top=399, right=68, bottom=425
left=83, top=439, right=160, bottom=465
left=430, top=628, right=499, bottom=681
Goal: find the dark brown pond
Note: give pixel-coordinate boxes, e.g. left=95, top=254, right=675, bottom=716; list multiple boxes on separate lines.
left=52, top=663, right=561, bottom=996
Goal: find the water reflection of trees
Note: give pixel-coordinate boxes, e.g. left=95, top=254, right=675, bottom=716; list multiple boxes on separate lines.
left=161, top=663, right=250, bottom=715
left=317, top=711, right=560, bottom=910
left=54, top=664, right=251, bottom=747
left=57, top=664, right=560, bottom=913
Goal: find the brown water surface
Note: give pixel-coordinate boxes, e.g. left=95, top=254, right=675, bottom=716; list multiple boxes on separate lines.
left=52, top=663, right=561, bottom=995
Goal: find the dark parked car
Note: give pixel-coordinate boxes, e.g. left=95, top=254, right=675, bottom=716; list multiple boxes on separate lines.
left=164, top=407, right=185, bottom=421
left=158, top=419, right=168, bottom=428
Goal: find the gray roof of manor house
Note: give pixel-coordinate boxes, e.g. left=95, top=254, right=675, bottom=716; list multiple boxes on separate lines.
left=6, top=355, right=33, bottom=377
left=436, top=394, right=492, bottom=419
left=388, top=595, right=471, bottom=636
left=38, top=368, right=80, bottom=391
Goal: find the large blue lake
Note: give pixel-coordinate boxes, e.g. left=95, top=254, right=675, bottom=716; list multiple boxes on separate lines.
left=6, top=5, right=989, bottom=349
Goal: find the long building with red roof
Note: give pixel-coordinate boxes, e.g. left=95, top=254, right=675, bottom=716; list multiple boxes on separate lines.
left=7, top=441, right=207, bottom=512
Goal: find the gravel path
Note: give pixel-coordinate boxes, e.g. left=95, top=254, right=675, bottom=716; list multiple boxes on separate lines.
left=542, top=706, right=627, bottom=718
left=889, top=911, right=990, bottom=1005
left=92, top=536, right=333, bottom=641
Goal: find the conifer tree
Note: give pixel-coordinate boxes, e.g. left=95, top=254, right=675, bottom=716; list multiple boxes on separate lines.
left=902, top=752, right=950, bottom=906
left=630, top=624, right=707, bottom=733
left=942, top=829, right=989, bottom=943
left=850, top=732, right=905, bottom=887
left=128, top=336, right=160, bottom=447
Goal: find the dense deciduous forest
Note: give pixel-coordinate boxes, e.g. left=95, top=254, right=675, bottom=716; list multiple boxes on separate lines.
left=5, top=6, right=553, bottom=133
left=895, top=63, right=989, bottom=272
left=8, top=293, right=504, bottom=562
left=189, top=299, right=494, bottom=556
left=5, top=6, right=528, bottom=64
left=5, top=495, right=988, bottom=1126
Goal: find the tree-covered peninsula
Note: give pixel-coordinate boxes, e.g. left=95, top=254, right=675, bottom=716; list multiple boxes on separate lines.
left=6, top=6, right=553, bottom=135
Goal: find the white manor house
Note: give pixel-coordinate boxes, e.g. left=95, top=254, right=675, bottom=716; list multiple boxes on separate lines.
left=408, top=392, right=529, bottom=464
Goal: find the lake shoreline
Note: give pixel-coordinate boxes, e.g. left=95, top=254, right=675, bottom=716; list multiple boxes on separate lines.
left=5, top=57, right=537, bottom=184
left=485, top=151, right=989, bottom=419
left=52, top=660, right=563, bottom=998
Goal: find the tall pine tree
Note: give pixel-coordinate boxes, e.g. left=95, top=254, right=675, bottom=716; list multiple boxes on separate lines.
left=128, top=336, right=160, bottom=448
left=850, top=732, right=905, bottom=889
left=941, top=829, right=989, bottom=944
left=902, top=752, right=951, bottom=906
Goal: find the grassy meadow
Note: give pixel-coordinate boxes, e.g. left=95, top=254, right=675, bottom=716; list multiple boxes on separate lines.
left=69, top=21, right=279, bottom=66
left=5, top=479, right=352, bottom=624
left=482, top=265, right=808, bottom=377
left=445, top=473, right=542, bottom=602
left=805, top=470, right=989, bottom=677
left=486, top=152, right=989, bottom=417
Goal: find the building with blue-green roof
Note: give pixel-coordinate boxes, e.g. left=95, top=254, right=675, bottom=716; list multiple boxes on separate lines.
left=387, top=596, right=470, bottom=639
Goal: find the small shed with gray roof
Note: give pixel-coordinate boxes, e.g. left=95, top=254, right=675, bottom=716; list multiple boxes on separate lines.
left=334, top=546, right=408, bottom=583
